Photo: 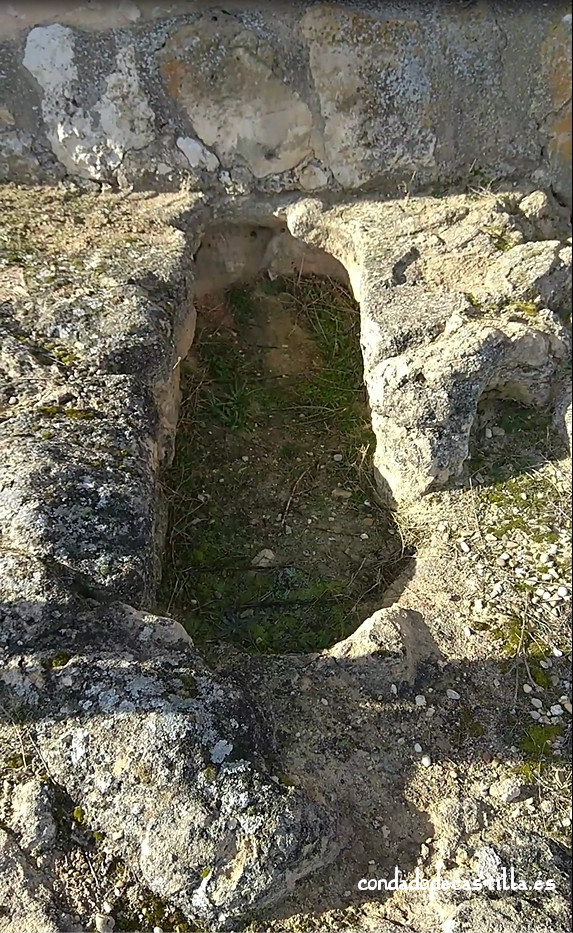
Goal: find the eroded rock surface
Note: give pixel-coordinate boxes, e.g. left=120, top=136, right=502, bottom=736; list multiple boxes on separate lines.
left=282, top=190, right=571, bottom=502
left=0, top=3, right=571, bottom=204
left=0, top=188, right=340, bottom=928
left=0, top=558, right=338, bottom=927
left=0, top=184, right=571, bottom=931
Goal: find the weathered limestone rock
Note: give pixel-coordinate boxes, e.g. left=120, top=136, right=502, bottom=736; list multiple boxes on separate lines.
left=0, top=3, right=570, bottom=202
left=0, top=572, right=338, bottom=927
left=282, top=192, right=571, bottom=502
left=23, top=25, right=155, bottom=180
left=0, top=189, right=341, bottom=928
left=301, top=7, right=435, bottom=189
left=10, top=780, right=57, bottom=855
left=326, top=605, right=444, bottom=698
left=443, top=899, right=566, bottom=933
left=479, top=241, right=572, bottom=311
left=0, top=191, right=195, bottom=605
left=0, top=829, right=80, bottom=933
left=160, top=13, right=316, bottom=179
left=0, top=376, right=163, bottom=605
left=367, top=304, right=569, bottom=502
left=518, top=189, right=572, bottom=241
left=0, top=183, right=571, bottom=928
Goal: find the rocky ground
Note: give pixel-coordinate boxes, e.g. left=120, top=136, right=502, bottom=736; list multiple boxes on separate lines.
left=0, top=183, right=571, bottom=933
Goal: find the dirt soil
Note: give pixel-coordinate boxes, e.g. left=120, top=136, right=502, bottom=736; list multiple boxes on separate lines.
left=158, top=276, right=413, bottom=655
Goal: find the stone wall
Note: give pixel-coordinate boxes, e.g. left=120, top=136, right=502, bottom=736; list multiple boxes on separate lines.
left=0, top=1, right=571, bottom=204
left=1, top=5, right=573, bottom=930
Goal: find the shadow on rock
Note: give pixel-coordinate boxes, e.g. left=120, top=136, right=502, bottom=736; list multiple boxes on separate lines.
left=0, top=552, right=571, bottom=933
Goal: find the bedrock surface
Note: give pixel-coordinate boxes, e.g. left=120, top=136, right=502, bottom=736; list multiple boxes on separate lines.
left=0, top=183, right=571, bottom=931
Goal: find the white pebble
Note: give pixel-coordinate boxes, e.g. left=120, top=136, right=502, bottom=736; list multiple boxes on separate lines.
left=522, top=684, right=533, bottom=694
left=557, top=586, right=569, bottom=598
left=415, top=695, right=427, bottom=707
left=320, top=698, right=329, bottom=706
left=421, top=755, right=432, bottom=768
left=251, top=549, right=276, bottom=568
left=531, top=698, right=543, bottom=709
left=333, top=453, right=343, bottom=462
left=553, top=648, right=563, bottom=657
left=360, top=533, right=369, bottom=540
left=563, top=701, right=572, bottom=715
left=459, top=541, right=471, bottom=553
left=414, top=743, right=423, bottom=754
left=530, top=711, right=541, bottom=720
left=95, top=917, right=114, bottom=933
left=390, top=684, right=398, bottom=696
left=550, top=705, right=564, bottom=717
left=447, top=689, right=461, bottom=701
